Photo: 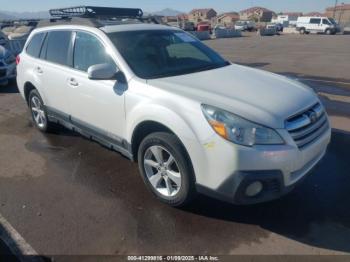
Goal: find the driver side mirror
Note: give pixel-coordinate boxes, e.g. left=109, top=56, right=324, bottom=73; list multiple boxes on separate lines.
left=88, top=63, right=118, bottom=80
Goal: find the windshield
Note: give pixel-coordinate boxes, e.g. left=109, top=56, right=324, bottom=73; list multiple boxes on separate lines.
left=328, top=18, right=337, bottom=25
left=108, top=30, right=229, bottom=79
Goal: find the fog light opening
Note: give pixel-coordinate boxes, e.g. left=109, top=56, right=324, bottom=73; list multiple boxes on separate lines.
left=245, top=181, right=263, bottom=197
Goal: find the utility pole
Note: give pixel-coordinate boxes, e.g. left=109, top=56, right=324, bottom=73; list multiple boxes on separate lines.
left=333, top=0, right=338, bottom=18
left=338, top=2, right=345, bottom=25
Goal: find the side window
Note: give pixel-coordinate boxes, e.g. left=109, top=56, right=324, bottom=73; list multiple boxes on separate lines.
left=26, top=32, right=46, bottom=58
left=310, top=18, right=321, bottom=24
left=73, top=32, right=115, bottom=72
left=322, top=19, right=330, bottom=25
left=46, top=31, right=72, bottom=66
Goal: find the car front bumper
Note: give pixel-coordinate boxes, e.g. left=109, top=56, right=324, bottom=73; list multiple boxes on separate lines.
left=194, top=125, right=331, bottom=205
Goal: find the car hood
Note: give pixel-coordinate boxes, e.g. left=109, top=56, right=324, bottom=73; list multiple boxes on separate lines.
left=147, top=64, right=318, bottom=128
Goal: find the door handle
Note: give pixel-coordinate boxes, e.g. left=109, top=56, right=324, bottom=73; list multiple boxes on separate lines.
left=68, top=78, right=79, bottom=87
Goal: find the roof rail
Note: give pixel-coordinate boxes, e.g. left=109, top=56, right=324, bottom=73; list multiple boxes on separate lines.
left=49, top=6, right=144, bottom=19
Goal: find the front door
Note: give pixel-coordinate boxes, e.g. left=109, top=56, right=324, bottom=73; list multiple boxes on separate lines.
left=67, top=31, right=126, bottom=145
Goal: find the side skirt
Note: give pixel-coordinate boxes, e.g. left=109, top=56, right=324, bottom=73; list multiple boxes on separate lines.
left=46, top=106, right=134, bottom=160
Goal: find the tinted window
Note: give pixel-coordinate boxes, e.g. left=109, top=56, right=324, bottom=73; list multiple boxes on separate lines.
left=26, top=33, right=46, bottom=58
left=73, top=32, right=115, bottom=72
left=310, top=18, right=321, bottom=24
left=108, top=30, right=228, bottom=79
left=46, top=31, right=72, bottom=66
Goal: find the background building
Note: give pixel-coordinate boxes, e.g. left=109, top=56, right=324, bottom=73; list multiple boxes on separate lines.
left=239, top=6, right=275, bottom=22
left=304, top=12, right=325, bottom=17
left=188, top=8, right=217, bottom=23
left=215, top=12, right=240, bottom=27
left=326, top=4, right=350, bottom=25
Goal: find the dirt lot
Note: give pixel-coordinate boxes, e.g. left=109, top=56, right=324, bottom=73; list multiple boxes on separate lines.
left=0, top=34, right=350, bottom=256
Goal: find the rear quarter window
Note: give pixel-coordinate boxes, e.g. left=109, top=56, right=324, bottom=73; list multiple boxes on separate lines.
left=46, top=31, right=72, bottom=66
left=26, top=32, right=46, bottom=58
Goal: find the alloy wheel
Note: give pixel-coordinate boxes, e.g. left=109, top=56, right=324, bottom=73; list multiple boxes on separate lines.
left=31, top=96, right=46, bottom=129
left=143, top=145, right=182, bottom=197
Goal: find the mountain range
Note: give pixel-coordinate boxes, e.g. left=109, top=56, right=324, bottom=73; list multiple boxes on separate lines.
left=0, top=8, right=183, bottom=20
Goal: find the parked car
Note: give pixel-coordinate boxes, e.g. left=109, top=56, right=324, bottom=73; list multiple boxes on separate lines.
left=17, top=7, right=331, bottom=206
left=0, top=31, right=8, bottom=46
left=296, top=16, right=340, bottom=35
left=181, top=21, right=195, bottom=31
left=1, top=26, right=16, bottom=36
left=8, top=26, right=34, bottom=40
left=235, top=20, right=256, bottom=32
left=261, top=24, right=278, bottom=36
left=0, top=45, right=16, bottom=85
left=197, top=23, right=210, bottom=32
left=275, top=23, right=284, bottom=32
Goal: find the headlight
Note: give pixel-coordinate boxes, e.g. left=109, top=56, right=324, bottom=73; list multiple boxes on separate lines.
left=4, top=55, right=15, bottom=65
left=202, top=104, right=284, bottom=147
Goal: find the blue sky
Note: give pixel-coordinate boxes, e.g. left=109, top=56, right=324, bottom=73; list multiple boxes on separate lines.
left=1, top=0, right=340, bottom=13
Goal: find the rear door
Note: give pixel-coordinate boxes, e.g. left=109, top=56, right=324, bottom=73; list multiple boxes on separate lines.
left=39, top=30, right=73, bottom=117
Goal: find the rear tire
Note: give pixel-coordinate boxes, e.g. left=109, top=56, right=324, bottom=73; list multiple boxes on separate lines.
left=28, top=89, right=55, bottom=133
left=137, top=132, right=196, bottom=207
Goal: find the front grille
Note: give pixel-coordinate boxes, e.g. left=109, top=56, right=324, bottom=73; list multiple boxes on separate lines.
left=286, top=103, right=329, bottom=149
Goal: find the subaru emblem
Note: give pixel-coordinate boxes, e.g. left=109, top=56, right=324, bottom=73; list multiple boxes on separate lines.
left=309, top=112, right=318, bottom=123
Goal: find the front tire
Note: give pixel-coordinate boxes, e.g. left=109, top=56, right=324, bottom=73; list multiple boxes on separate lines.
left=137, top=132, right=196, bottom=207
left=28, top=89, right=54, bottom=132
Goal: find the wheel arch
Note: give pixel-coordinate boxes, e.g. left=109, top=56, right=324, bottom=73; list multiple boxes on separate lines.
left=24, top=81, right=37, bottom=105
left=23, top=81, right=47, bottom=106
left=130, top=119, right=197, bottom=182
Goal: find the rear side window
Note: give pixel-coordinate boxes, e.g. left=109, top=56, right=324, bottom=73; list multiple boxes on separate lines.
left=73, top=31, right=115, bottom=72
left=46, top=31, right=72, bottom=66
left=310, top=18, right=321, bottom=24
left=26, top=32, right=46, bottom=58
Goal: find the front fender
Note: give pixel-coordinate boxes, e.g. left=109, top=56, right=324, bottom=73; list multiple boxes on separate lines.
left=126, top=102, right=210, bottom=183
left=126, top=103, right=198, bottom=143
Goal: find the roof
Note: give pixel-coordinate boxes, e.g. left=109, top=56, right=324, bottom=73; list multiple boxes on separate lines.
left=217, top=12, right=240, bottom=18
left=101, top=23, right=178, bottom=33
left=189, top=8, right=216, bottom=14
left=37, top=16, right=164, bottom=29
left=240, top=6, right=273, bottom=14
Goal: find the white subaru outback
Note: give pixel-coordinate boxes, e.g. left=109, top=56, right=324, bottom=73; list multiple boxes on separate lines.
left=16, top=8, right=331, bottom=206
